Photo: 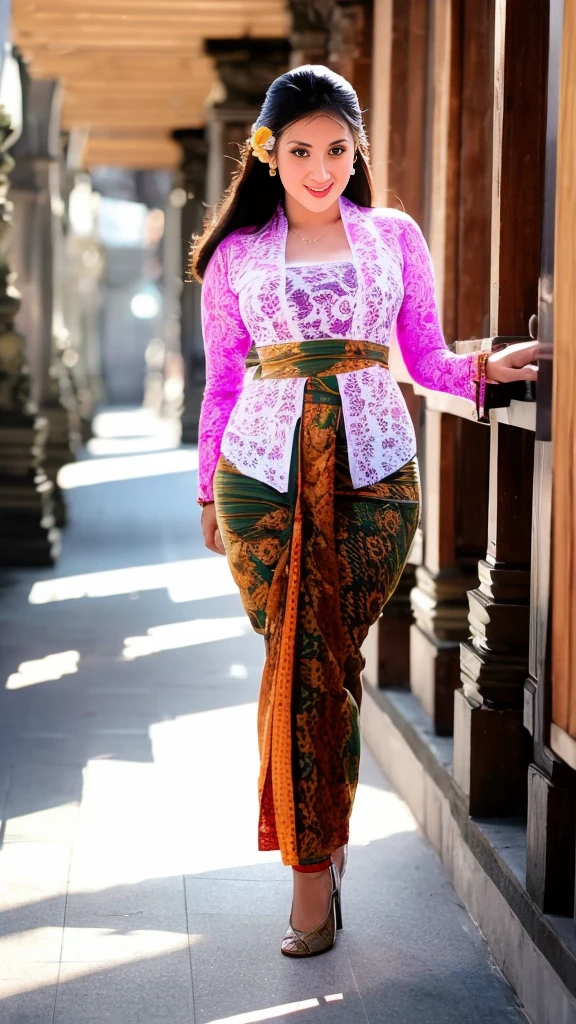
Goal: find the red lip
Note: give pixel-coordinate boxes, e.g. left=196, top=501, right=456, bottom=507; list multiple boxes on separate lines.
left=304, top=183, right=333, bottom=199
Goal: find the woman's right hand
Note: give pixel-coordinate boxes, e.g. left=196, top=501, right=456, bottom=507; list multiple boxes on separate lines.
left=201, top=502, right=226, bottom=555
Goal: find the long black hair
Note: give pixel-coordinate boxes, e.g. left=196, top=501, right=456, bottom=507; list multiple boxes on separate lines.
left=190, top=64, right=374, bottom=282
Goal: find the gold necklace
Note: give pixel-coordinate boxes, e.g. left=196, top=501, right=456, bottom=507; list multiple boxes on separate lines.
left=289, top=218, right=340, bottom=244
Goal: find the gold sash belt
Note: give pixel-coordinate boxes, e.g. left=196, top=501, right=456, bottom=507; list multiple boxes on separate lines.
left=253, top=339, right=390, bottom=380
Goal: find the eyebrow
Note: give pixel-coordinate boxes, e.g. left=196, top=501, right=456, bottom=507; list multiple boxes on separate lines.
left=287, top=138, right=349, bottom=147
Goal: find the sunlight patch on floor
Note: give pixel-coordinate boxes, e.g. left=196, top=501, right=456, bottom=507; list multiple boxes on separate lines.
left=6, top=650, right=80, bottom=689
left=58, top=448, right=198, bottom=489
left=0, top=938, right=197, bottom=997
left=204, top=996, right=344, bottom=1024
left=2, top=802, right=79, bottom=844
left=122, top=617, right=251, bottom=660
left=28, top=556, right=236, bottom=605
left=91, top=408, right=179, bottom=440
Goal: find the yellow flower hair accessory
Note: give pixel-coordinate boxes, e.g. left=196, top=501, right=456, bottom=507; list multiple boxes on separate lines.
left=248, top=125, right=276, bottom=163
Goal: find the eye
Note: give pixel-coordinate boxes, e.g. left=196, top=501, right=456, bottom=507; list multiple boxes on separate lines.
left=290, top=148, right=309, bottom=158
left=330, top=146, right=346, bottom=156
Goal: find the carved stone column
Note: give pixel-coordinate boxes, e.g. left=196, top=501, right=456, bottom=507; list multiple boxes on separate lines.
left=288, top=1, right=335, bottom=65
left=0, top=103, right=60, bottom=565
left=63, top=169, right=104, bottom=439
left=180, top=38, right=290, bottom=425
left=172, top=128, right=207, bottom=444
left=204, top=38, right=290, bottom=212
left=11, top=76, right=80, bottom=527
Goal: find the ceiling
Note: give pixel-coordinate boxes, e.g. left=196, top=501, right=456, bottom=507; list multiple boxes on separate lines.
left=12, top=0, right=290, bottom=168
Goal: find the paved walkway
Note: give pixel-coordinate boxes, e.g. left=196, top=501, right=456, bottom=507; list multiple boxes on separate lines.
left=0, top=410, right=526, bottom=1023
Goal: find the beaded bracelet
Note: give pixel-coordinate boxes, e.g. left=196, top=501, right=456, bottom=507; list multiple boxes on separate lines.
left=474, top=350, right=492, bottom=423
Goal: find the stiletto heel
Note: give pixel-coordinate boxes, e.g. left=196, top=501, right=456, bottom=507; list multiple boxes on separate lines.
left=281, top=863, right=340, bottom=958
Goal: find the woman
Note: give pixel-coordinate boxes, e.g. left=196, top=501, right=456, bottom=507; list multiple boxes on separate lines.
left=190, top=65, right=538, bottom=958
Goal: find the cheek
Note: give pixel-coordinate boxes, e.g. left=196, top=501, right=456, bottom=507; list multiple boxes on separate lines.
left=277, top=158, right=304, bottom=185
left=335, top=160, right=353, bottom=180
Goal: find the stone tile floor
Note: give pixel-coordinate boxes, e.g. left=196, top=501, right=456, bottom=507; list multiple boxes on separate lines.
left=0, top=409, right=527, bottom=1023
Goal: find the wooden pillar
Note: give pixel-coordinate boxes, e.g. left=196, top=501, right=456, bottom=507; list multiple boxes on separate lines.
left=0, top=62, right=59, bottom=566
left=370, top=0, right=393, bottom=206
left=453, top=0, right=548, bottom=816
left=373, top=0, right=426, bottom=692
left=387, top=0, right=428, bottom=222
left=522, top=0, right=576, bottom=919
left=328, top=1, right=373, bottom=112
left=409, top=0, right=491, bottom=732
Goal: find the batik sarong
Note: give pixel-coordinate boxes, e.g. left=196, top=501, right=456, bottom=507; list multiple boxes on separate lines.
left=213, top=342, right=420, bottom=867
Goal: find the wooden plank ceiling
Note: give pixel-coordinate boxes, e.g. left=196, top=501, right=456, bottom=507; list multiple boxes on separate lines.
left=12, top=0, right=290, bottom=168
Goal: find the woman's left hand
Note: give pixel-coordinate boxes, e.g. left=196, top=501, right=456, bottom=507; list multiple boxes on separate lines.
left=486, top=341, right=541, bottom=383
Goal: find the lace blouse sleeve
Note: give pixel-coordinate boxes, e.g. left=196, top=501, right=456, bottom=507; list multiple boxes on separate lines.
left=395, top=214, right=479, bottom=402
left=197, top=241, right=252, bottom=503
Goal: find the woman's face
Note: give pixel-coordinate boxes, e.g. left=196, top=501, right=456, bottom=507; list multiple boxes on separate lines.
left=269, top=113, right=355, bottom=213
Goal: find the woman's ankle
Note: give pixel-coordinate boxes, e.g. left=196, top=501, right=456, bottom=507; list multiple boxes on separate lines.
left=290, top=864, right=333, bottom=931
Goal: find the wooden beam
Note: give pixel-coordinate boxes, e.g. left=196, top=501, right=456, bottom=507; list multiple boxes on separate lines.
left=62, top=113, right=205, bottom=131
left=16, top=32, right=284, bottom=48
left=23, top=54, right=210, bottom=76
left=17, top=0, right=284, bottom=10
left=83, top=135, right=181, bottom=169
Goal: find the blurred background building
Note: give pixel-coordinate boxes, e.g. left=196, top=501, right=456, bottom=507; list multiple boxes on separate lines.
left=0, top=3, right=575, bottom=1021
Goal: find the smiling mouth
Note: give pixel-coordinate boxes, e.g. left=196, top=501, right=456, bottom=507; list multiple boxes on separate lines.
left=304, top=183, right=333, bottom=198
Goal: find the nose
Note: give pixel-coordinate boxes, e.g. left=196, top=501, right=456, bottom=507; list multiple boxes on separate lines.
left=308, top=157, right=331, bottom=185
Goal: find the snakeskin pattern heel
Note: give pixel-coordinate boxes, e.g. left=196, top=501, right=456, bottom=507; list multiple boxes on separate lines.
left=281, top=863, right=342, bottom=957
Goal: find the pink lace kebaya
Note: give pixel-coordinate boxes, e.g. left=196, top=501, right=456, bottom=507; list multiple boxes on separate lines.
left=197, top=194, right=480, bottom=502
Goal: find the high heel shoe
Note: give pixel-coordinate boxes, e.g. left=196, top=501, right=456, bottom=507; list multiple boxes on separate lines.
left=281, top=863, right=342, bottom=958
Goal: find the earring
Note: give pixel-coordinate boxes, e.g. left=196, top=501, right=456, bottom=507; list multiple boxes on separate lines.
left=350, top=167, right=356, bottom=176
left=269, top=166, right=277, bottom=177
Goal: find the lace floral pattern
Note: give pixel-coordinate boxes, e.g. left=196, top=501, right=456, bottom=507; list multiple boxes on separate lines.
left=197, top=196, right=479, bottom=501
left=285, top=262, right=357, bottom=339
